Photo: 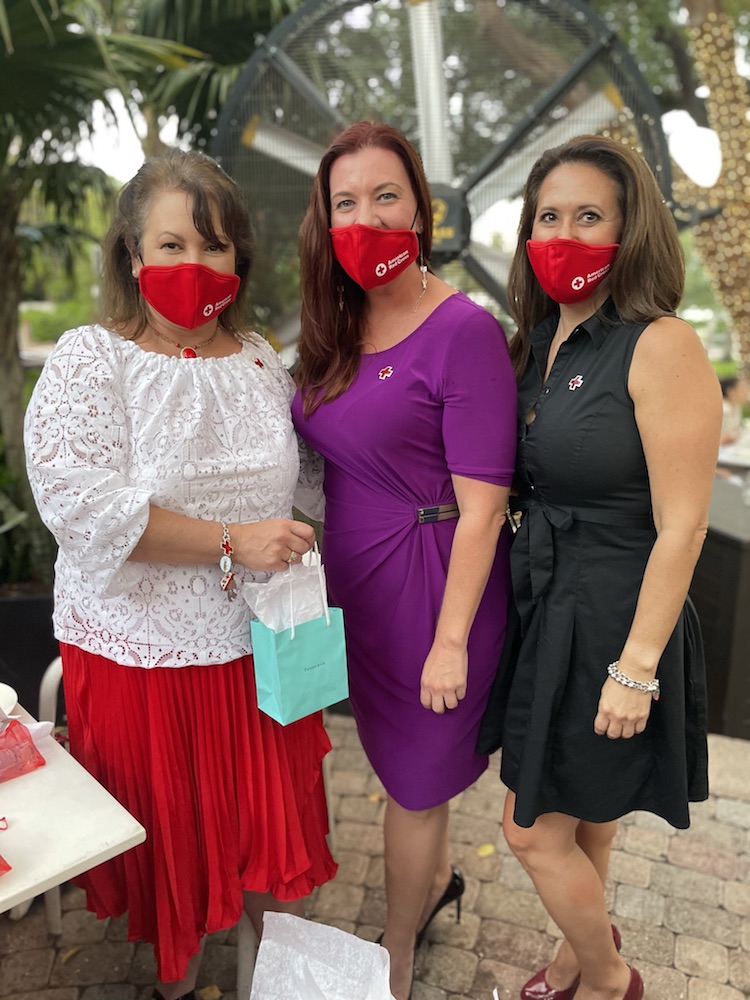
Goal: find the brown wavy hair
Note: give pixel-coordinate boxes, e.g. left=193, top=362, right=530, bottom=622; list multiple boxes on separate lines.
left=295, top=121, right=433, bottom=414
left=507, top=134, right=684, bottom=377
left=101, top=148, right=256, bottom=339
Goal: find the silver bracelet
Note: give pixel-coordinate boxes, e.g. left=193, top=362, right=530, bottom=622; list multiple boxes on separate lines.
left=607, top=661, right=660, bottom=700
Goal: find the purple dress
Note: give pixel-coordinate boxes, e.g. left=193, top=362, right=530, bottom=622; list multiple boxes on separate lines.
left=292, top=293, right=517, bottom=809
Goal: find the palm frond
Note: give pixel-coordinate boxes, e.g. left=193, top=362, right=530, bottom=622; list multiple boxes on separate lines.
left=0, top=2, right=12, bottom=54
left=22, top=160, right=116, bottom=218
left=136, top=0, right=300, bottom=44
left=0, top=1, right=203, bottom=170
left=17, top=219, right=95, bottom=286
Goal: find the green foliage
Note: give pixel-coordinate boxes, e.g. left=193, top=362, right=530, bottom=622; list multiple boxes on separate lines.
left=681, top=229, right=728, bottom=315
left=23, top=366, right=41, bottom=408
left=22, top=298, right=98, bottom=344
left=17, top=188, right=105, bottom=343
left=20, top=224, right=102, bottom=295
left=82, top=0, right=303, bottom=152
left=0, top=430, right=31, bottom=584
left=678, top=227, right=732, bottom=361
left=713, top=359, right=738, bottom=378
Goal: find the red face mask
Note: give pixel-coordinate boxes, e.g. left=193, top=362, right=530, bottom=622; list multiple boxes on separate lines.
left=526, top=238, right=619, bottom=305
left=330, top=224, right=419, bottom=290
left=138, top=263, right=240, bottom=329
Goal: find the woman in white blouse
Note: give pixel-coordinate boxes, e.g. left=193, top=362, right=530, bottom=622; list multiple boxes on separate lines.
left=24, top=149, right=337, bottom=1000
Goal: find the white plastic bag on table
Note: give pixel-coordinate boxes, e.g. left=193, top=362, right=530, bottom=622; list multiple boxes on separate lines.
left=248, top=912, right=395, bottom=1000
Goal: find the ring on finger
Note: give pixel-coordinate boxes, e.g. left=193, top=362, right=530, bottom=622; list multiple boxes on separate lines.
left=287, top=550, right=301, bottom=564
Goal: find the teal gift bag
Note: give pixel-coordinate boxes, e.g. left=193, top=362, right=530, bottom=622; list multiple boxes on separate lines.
left=250, top=550, right=348, bottom=725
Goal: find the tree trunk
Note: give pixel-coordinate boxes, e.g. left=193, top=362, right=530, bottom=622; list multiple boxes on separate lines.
left=685, top=0, right=723, bottom=22
left=477, top=0, right=590, bottom=110
left=683, top=2, right=750, bottom=376
left=0, top=186, right=56, bottom=581
left=141, top=105, right=169, bottom=158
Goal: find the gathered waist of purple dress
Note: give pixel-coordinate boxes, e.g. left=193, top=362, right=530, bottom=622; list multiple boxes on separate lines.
left=325, top=493, right=459, bottom=527
left=416, top=502, right=460, bottom=523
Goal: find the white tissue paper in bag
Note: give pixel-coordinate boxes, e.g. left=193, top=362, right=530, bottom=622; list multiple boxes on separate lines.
left=248, top=912, right=395, bottom=1000
left=241, top=550, right=328, bottom=632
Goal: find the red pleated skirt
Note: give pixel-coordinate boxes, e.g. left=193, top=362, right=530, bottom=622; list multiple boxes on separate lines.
left=59, top=643, right=337, bottom=982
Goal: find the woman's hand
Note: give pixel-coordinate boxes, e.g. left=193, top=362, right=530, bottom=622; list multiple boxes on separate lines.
left=232, top=518, right=316, bottom=573
left=419, top=639, right=468, bottom=714
left=130, top=507, right=316, bottom=570
left=418, top=476, right=509, bottom=716
left=594, top=677, right=652, bottom=739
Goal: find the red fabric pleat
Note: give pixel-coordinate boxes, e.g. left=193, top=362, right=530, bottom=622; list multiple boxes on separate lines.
left=59, top=643, right=337, bottom=982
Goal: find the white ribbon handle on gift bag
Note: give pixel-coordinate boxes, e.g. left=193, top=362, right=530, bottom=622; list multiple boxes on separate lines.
left=289, top=541, right=330, bottom=640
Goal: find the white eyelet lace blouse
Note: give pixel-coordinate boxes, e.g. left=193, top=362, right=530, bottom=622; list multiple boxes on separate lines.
left=24, top=324, right=323, bottom=668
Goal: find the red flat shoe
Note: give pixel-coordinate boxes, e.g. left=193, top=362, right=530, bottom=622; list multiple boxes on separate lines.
left=519, top=925, right=622, bottom=1000
left=621, top=966, right=644, bottom=1000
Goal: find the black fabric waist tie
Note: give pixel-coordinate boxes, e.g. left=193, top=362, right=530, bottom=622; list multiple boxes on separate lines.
left=510, top=499, right=653, bottom=630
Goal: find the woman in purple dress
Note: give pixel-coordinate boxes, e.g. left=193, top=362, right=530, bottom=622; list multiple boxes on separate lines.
left=292, top=122, right=517, bottom=999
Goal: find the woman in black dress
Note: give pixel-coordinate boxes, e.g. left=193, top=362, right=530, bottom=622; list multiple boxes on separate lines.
left=478, top=135, right=721, bottom=1000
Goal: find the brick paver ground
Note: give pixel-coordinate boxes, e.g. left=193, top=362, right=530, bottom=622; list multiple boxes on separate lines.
left=2, top=715, right=750, bottom=1000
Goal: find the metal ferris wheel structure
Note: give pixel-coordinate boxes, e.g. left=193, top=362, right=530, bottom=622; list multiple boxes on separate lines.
left=212, top=0, right=673, bottom=330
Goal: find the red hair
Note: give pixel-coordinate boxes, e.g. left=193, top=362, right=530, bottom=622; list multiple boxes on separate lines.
left=295, top=121, right=433, bottom=414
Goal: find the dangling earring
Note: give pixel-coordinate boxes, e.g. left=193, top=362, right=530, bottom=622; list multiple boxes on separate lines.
left=337, top=283, right=344, bottom=313
left=413, top=242, right=428, bottom=313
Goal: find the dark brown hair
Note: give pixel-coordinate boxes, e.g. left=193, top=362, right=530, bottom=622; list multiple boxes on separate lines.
left=507, top=134, right=685, bottom=376
left=295, top=121, right=433, bottom=413
left=101, top=148, right=255, bottom=339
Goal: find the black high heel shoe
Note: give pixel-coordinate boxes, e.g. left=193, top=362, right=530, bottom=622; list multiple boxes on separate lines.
left=375, top=866, right=465, bottom=948
left=416, top=865, right=464, bottom=945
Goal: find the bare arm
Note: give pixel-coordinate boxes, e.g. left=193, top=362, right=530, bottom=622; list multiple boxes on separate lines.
left=420, top=475, right=510, bottom=714
left=130, top=506, right=316, bottom=573
left=594, top=317, right=722, bottom=740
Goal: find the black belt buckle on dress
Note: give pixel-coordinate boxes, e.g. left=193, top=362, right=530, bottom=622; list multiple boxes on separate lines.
left=417, top=502, right=460, bottom=524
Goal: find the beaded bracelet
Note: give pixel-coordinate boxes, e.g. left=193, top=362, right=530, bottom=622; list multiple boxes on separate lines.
left=607, top=661, right=660, bottom=700
left=219, top=522, right=237, bottom=601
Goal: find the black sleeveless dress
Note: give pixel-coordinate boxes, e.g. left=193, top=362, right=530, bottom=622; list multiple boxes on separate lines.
left=477, top=301, right=708, bottom=829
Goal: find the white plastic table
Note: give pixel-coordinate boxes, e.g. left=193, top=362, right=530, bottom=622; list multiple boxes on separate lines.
left=718, top=443, right=750, bottom=471
left=0, top=705, right=146, bottom=923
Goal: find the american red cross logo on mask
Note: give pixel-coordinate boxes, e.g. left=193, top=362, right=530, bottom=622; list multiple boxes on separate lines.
left=378, top=366, right=394, bottom=380
left=568, top=374, right=584, bottom=390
